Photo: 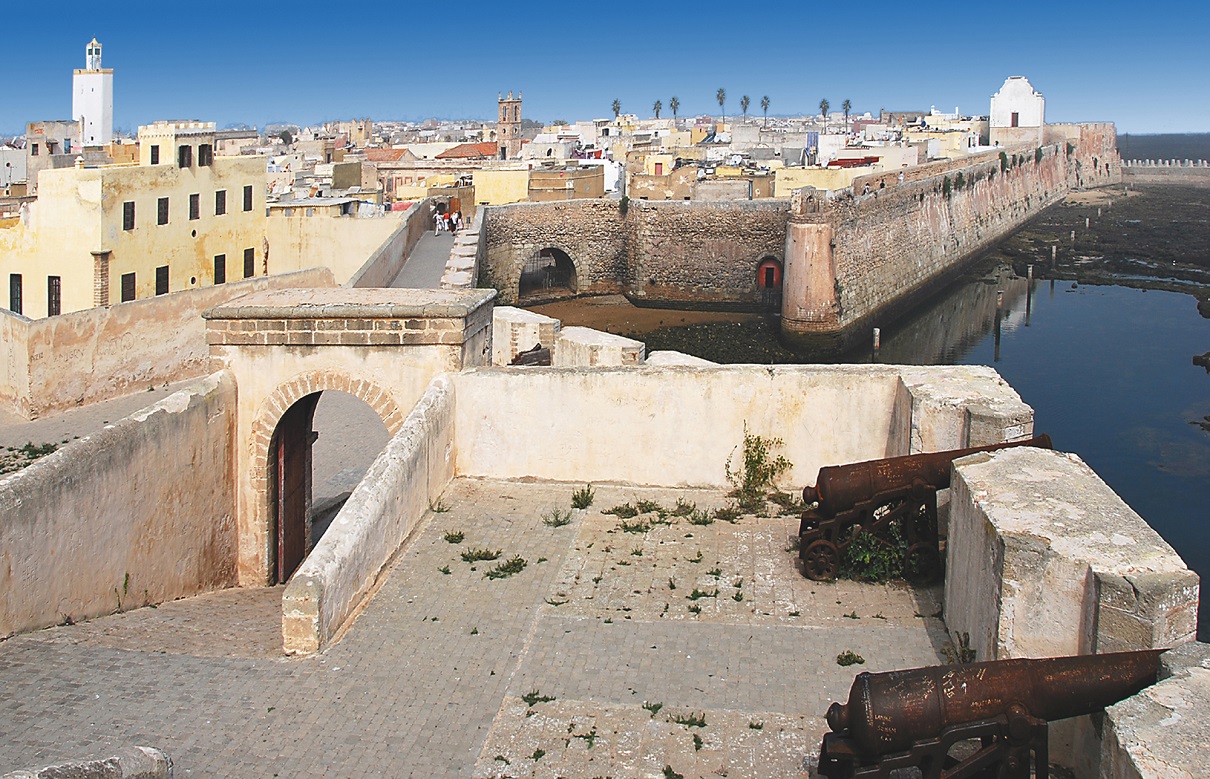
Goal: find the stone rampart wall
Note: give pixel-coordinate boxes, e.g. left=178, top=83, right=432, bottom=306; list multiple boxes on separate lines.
left=0, top=372, right=237, bottom=638
left=827, top=145, right=1069, bottom=333
left=282, top=375, right=454, bottom=653
left=481, top=200, right=627, bottom=304
left=1122, top=160, right=1210, bottom=188
left=345, top=199, right=433, bottom=288
left=0, top=267, right=335, bottom=420
left=627, top=199, right=787, bottom=304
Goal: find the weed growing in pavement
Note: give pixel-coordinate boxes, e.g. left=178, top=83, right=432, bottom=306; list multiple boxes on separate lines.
left=673, top=712, right=707, bottom=728
left=522, top=690, right=556, bottom=706
left=687, top=588, right=718, bottom=600
left=619, top=519, right=650, bottom=534
left=460, top=548, right=500, bottom=563
left=531, top=748, right=545, bottom=761
left=836, top=650, right=865, bottom=666
left=693, top=733, right=703, bottom=751
left=604, top=503, right=640, bottom=518
left=707, top=568, right=722, bottom=577
left=686, top=509, right=714, bottom=526
left=944, top=631, right=977, bottom=664
left=749, top=721, right=764, bottom=730
left=687, top=604, right=701, bottom=615
left=726, top=423, right=792, bottom=514
left=686, top=551, right=703, bottom=563
left=443, top=530, right=464, bottom=544
left=671, top=498, right=696, bottom=517
left=571, top=484, right=595, bottom=509
left=573, top=727, right=598, bottom=748
left=643, top=701, right=664, bottom=717
left=485, top=556, right=527, bottom=579
left=438, top=565, right=451, bottom=575
left=768, top=491, right=806, bottom=515
left=634, top=499, right=664, bottom=515
left=663, top=766, right=685, bottom=779
left=713, top=505, right=742, bottom=523
left=543, top=508, right=573, bottom=527
left=430, top=498, right=451, bottom=513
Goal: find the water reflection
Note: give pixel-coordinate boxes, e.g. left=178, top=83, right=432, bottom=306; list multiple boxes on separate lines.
left=850, top=266, right=1210, bottom=639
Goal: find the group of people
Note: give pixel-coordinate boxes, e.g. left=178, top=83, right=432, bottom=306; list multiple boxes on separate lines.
left=434, top=208, right=463, bottom=235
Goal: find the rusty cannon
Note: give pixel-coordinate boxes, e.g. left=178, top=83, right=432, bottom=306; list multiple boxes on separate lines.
left=510, top=343, right=552, bottom=366
left=818, top=648, right=1164, bottom=779
left=798, top=435, right=1053, bottom=583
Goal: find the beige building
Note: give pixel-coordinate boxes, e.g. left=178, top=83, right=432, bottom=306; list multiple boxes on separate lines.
left=1, top=121, right=265, bottom=319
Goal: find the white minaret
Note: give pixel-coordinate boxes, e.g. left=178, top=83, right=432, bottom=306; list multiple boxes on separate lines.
left=73, top=38, right=113, bottom=145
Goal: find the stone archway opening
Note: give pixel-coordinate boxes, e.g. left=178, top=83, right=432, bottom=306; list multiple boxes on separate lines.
left=519, top=247, right=577, bottom=300
left=756, top=256, right=783, bottom=312
left=268, top=389, right=393, bottom=584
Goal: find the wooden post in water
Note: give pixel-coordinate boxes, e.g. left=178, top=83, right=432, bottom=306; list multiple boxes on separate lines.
left=872, top=327, right=881, bottom=358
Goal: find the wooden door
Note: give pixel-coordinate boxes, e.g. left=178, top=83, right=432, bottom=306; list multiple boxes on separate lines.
left=274, top=394, right=319, bottom=584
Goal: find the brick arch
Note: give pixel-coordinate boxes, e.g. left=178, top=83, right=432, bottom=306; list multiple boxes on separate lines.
left=518, top=244, right=578, bottom=298
left=246, top=370, right=405, bottom=583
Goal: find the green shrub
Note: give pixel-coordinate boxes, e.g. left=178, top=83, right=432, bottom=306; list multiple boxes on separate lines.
left=840, top=523, right=907, bottom=582
left=571, top=484, right=595, bottom=509
left=726, top=423, right=791, bottom=513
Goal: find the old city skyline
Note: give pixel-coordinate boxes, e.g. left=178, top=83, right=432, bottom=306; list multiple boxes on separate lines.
left=3, top=0, right=1208, bottom=135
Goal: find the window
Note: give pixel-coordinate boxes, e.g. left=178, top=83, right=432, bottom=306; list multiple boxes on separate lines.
left=157, top=197, right=169, bottom=225
left=47, top=276, right=61, bottom=317
left=243, top=248, right=255, bottom=278
left=121, top=272, right=136, bottom=302
left=9, top=274, right=22, bottom=315
left=213, top=254, right=226, bottom=284
left=178, top=145, right=192, bottom=168
left=30, top=144, right=38, bottom=156
left=215, top=190, right=226, bottom=215
left=189, top=194, right=200, bottom=220
left=155, top=266, right=169, bottom=295
left=150, top=145, right=160, bottom=165
left=198, top=144, right=213, bottom=166
left=243, top=185, right=253, bottom=211
left=122, top=201, right=135, bottom=230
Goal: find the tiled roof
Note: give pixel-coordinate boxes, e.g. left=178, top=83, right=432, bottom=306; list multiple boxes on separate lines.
left=364, top=148, right=410, bottom=162
left=436, top=142, right=499, bottom=159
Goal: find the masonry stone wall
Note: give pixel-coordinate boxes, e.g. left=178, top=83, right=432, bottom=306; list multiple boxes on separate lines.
left=481, top=200, right=627, bottom=304
left=627, top=199, right=787, bottom=305
left=1122, top=160, right=1210, bottom=188
left=0, top=372, right=237, bottom=638
left=0, top=267, right=335, bottom=420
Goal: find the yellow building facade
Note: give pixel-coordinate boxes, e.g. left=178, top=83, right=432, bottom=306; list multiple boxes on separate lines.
left=0, top=122, right=265, bottom=318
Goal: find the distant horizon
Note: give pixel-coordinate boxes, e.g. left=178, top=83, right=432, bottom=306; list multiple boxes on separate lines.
left=3, top=1, right=1207, bottom=138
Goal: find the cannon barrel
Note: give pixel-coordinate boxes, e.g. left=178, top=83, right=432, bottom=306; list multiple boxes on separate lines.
left=802, top=434, right=1052, bottom=516
left=826, top=649, right=1163, bottom=757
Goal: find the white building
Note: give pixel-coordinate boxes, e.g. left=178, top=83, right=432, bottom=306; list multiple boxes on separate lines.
left=989, top=76, right=1044, bottom=147
left=72, top=38, right=114, bottom=146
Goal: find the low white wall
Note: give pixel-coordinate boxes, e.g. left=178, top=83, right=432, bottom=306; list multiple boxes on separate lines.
left=282, top=375, right=455, bottom=653
left=0, top=310, right=31, bottom=417
left=11, top=267, right=335, bottom=420
left=450, top=364, right=1030, bottom=488
left=491, top=306, right=560, bottom=366
left=945, top=446, right=1199, bottom=776
left=0, top=372, right=238, bottom=638
left=266, top=211, right=407, bottom=285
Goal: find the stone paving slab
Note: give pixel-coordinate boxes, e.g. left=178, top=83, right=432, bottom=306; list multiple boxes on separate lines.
left=0, top=479, right=948, bottom=777
left=473, top=697, right=818, bottom=779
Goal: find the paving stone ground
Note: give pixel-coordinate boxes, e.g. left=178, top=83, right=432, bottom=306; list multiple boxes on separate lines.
left=0, top=479, right=950, bottom=778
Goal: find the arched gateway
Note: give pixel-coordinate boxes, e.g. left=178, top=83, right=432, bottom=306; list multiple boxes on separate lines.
left=203, top=287, right=495, bottom=585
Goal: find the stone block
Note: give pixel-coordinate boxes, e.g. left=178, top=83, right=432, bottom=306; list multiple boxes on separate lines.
left=552, top=326, right=645, bottom=368
left=491, top=306, right=561, bottom=366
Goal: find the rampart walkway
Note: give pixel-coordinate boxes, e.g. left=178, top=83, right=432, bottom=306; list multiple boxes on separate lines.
left=391, top=230, right=457, bottom=289
left=0, top=480, right=946, bottom=777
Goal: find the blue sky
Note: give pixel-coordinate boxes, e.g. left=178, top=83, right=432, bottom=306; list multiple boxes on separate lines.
left=3, top=1, right=1207, bottom=136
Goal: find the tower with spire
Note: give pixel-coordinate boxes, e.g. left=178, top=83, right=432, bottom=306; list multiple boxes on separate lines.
left=73, top=38, right=114, bottom=145
left=497, top=91, right=522, bottom=160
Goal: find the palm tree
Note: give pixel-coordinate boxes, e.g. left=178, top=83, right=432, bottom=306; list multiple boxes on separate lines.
left=611, top=99, right=621, bottom=119
left=842, top=99, right=852, bottom=132
left=653, top=100, right=662, bottom=119
left=740, top=95, right=750, bottom=122
left=819, top=98, right=830, bottom=133
left=716, top=87, right=726, bottom=123
left=760, top=95, right=770, bottom=126
left=670, top=96, right=680, bottom=119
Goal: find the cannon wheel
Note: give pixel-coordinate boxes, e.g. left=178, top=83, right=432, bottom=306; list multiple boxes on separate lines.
left=904, top=542, right=942, bottom=584
left=803, top=539, right=841, bottom=581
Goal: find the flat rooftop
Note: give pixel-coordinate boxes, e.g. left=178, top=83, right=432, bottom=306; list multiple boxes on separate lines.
left=0, top=479, right=946, bottom=777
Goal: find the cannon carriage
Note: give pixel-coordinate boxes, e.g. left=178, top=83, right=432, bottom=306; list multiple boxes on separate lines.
left=798, top=435, right=1053, bottom=583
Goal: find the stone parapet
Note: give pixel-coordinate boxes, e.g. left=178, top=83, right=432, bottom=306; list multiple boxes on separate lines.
left=1102, top=642, right=1210, bottom=778
left=945, top=446, right=1198, bottom=776
left=553, top=326, right=645, bottom=367
left=203, top=288, right=496, bottom=349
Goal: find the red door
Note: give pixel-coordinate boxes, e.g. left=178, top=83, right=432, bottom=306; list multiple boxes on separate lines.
left=273, top=394, right=320, bottom=584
